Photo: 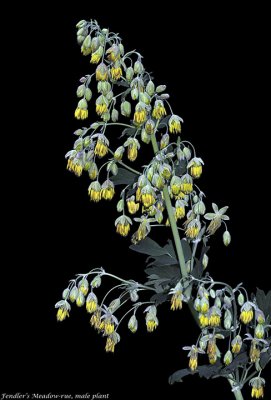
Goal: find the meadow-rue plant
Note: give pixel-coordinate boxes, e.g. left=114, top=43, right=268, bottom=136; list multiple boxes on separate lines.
left=57, top=19, right=271, bottom=399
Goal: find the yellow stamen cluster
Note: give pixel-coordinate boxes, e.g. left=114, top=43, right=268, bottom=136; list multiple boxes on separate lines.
left=116, top=222, right=130, bottom=236
left=251, top=387, right=264, bottom=399
left=250, top=341, right=260, bottom=363
left=101, top=181, right=115, bottom=200
left=180, top=182, right=193, bottom=194
left=105, top=337, right=115, bottom=353
left=90, top=311, right=104, bottom=330
left=240, top=309, right=254, bottom=324
left=86, top=299, right=97, bottom=313
left=127, top=143, right=138, bottom=161
left=56, top=308, right=69, bottom=322
left=133, top=109, right=147, bottom=125
left=207, top=340, right=217, bottom=364
left=94, top=140, right=108, bottom=158
left=146, top=319, right=158, bottom=332
left=96, top=63, right=108, bottom=81
left=96, top=103, right=108, bottom=115
left=186, top=225, right=200, bottom=239
left=152, top=103, right=166, bottom=119
left=111, top=66, right=122, bottom=80
left=74, top=108, right=88, bottom=120
left=88, top=182, right=102, bottom=202
left=67, top=159, right=83, bottom=177
left=190, top=164, right=202, bottom=179
left=189, top=354, right=198, bottom=371
left=141, top=193, right=155, bottom=208
left=199, top=313, right=209, bottom=328
left=104, top=320, right=115, bottom=335
left=169, top=118, right=181, bottom=133
left=170, top=292, right=183, bottom=311
left=208, top=313, right=220, bottom=327
left=175, top=206, right=185, bottom=220
left=127, top=199, right=140, bottom=214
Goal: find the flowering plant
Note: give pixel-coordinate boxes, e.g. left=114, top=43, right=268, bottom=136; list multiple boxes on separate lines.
left=56, top=19, right=271, bottom=399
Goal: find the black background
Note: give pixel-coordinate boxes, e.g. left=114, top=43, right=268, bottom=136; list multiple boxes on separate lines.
left=3, top=4, right=271, bottom=400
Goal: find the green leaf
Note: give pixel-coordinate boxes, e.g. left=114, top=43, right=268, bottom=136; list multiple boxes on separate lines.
left=145, top=265, right=180, bottom=280
left=256, top=288, right=271, bottom=318
left=260, top=348, right=271, bottom=369
left=168, top=368, right=193, bottom=384
left=150, top=293, right=169, bottom=306
left=197, top=362, right=222, bottom=379
left=111, top=167, right=137, bottom=186
left=130, top=237, right=169, bottom=257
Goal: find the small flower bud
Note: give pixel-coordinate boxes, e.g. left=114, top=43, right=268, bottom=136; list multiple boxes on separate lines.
left=121, top=101, right=131, bottom=117
left=130, top=290, right=139, bottom=302
left=109, top=298, right=121, bottom=313
left=131, top=87, right=139, bottom=100
left=85, top=88, right=92, bottom=101
left=141, top=129, right=151, bottom=144
left=111, top=108, right=119, bottom=122
left=214, top=297, right=221, bottom=308
left=128, top=315, right=138, bottom=333
left=202, top=254, right=209, bottom=269
left=76, top=291, right=85, bottom=307
left=224, top=309, right=232, bottom=329
left=237, top=293, right=245, bottom=306
left=114, top=146, right=125, bottom=161
left=62, top=288, right=70, bottom=300
left=91, top=275, right=102, bottom=288
left=117, top=199, right=124, bottom=212
left=77, top=84, right=86, bottom=97
left=224, top=350, right=233, bottom=366
left=223, top=230, right=231, bottom=246
left=156, top=85, right=166, bottom=93
left=183, top=147, right=191, bottom=160
left=126, top=66, right=134, bottom=81
left=134, top=60, right=144, bottom=74
left=146, top=80, right=155, bottom=96
left=193, top=201, right=206, bottom=215
left=160, top=133, right=169, bottom=149
left=69, top=286, right=79, bottom=302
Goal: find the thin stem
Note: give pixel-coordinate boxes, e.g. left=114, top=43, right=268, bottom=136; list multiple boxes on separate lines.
left=107, top=148, right=141, bottom=175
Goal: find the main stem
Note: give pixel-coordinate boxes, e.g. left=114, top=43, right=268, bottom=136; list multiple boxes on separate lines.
left=150, top=131, right=244, bottom=400
left=150, top=134, right=187, bottom=277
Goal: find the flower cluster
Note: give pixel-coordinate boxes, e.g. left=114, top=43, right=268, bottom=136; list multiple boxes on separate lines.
left=60, top=19, right=271, bottom=399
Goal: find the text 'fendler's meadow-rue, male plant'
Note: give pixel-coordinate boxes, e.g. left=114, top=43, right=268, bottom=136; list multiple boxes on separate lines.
left=55, top=19, right=271, bottom=400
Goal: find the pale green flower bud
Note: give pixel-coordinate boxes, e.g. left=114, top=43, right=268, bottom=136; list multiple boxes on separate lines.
left=102, top=112, right=110, bottom=122
left=193, top=195, right=199, bottom=203
left=224, top=309, right=232, bottom=329
left=77, top=35, right=85, bottom=45
left=237, top=293, right=245, bottom=306
left=152, top=173, right=165, bottom=190
left=214, top=297, right=221, bottom=308
left=106, top=91, right=114, bottom=101
left=91, top=37, right=100, bottom=52
left=193, top=201, right=206, bottom=215
left=109, top=298, right=121, bottom=313
left=255, top=323, right=265, bottom=339
left=210, top=289, right=216, bottom=298
left=90, top=122, right=100, bottom=129
left=156, top=85, right=166, bottom=93
left=83, top=136, right=91, bottom=147
left=134, top=60, right=144, bottom=74
left=147, top=166, right=155, bottom=181
left=77, top=27, right=87, bottom=37
left=111, top=108, right=119, bottom=122
left=146, top=80, right=155, bottom=96
left=139, top=92, right=151, bottom=105
left=85, top=88, right=92, bottom=101
left=91, top=275, right=102, bottom=288
left=121, top=101, right=131, bottom=117
left=98, top=81, right=111, bottom=95
left=77, top=84, right=86, bottom=97
left=131, top=88, right=139, bottom=100
left=160, top=133, right=169, bottom=149
left=177, top=148, right=185, bottom=161
left=224, top=350, right=233, bottom=365
left=130, top=290, right=139, bottom=302
left=76, top=291, right=85, bottom=307
left=117, top=199, right=124, bottom=212
left=62, top=288, right=70, bottom=300
left=78, top=278, right=89, bottom=295
left=186, top=260, right=191, bottom=273
left=126, top=66, right=134, bottom=81
left=76, top=20, right=86, bottom=29
left=119, top=43, right=124, bottom=55
left=223, top=231, right=231, bottom=246
left=183, top=146, right=191, bottom=160
left=128, top=315, right=138, bottom=333
left=199, top=337, right=207, bottom=351
left=141, top=129, right=151, bottom=144
left=78, top=98, right=88, bottom=109
left=74, top=129, right=83, bottom=136
left=194, top=297, right=201, bottom=311
left=202, top=254, right=209, bottom=269
left=114, top=146, right=125, bottom=161
left=69, top=286, right=79, bottom=302
left=82, top=35, right=91, bottom=49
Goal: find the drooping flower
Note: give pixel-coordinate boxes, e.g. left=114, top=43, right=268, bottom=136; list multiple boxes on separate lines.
left=240, top=302, right=254, bottom=324
left=133, top=102, right=147, bottom=125
left=88, top=181, right=102, bottom=202
left=74, top=98, right=88, bottom=120
left=231, top=335, right=242, bottom=354
left=145, top=305, right=159, bottom=332
left=185, top=219, right=201, bottom=239
left=152, top=100, right=166, bottom=119
left=101, top=180, right=115, bottom=200
left=126, top=196, right=140, bottom=214
left=187, top=157, right=204, bottom=179
left=86, top=292, right=98, bottom=314
left=94, top=134, right=109, bottom=158
left=168, top=114, right=183, bottom=133
left=183, top=345, right=205, bottom=371
left=96, top=62, right=109, bottom=81
left=169, top=282, right=184, bottom=311
left=115, top=215, right=133, bottom=237
left=249, top=377, right=265, bottom=398
left=124, top=137, right=140, bottom=162
left=55, top=300, right=71, bottom=322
